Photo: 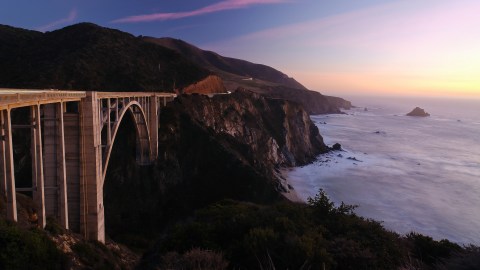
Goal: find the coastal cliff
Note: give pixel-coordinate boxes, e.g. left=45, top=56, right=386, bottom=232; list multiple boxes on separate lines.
left=325, top=95, right=353, bottom=110
left=167, top=89, right=328, bottom=169
left=102, top=90, right=328, bottom=244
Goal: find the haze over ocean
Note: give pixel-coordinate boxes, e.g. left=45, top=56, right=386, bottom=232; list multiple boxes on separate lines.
left=286, top=96, right=480, bottom=245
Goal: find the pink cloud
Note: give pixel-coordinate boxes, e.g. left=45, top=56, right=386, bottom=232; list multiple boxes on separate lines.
left=37, top=9, right=78, bottom=32
left=112, top=0, right=288, bottom=23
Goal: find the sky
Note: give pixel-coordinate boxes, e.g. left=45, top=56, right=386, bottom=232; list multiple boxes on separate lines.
left=1, top=0, right=480, bottom=98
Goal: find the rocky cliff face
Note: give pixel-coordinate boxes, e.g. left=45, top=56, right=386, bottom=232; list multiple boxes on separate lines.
left=167, top=90, right=328, bottom=170
left=103, top=90, right=328, bottom=243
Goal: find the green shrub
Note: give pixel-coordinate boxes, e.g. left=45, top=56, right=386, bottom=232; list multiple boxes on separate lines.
left=160, top=248, right=228, bottom=270
left=45, top=216, right=65, bottom=235
left=0, top=219, right=67, bottom=270
left=71, top=241, right=122, bottom=270
left=407, top=232, right=462, bottom=266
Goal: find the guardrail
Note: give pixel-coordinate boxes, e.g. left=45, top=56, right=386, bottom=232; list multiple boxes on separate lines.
left=0, top=89, right=87, bottom=110
left=0, top=89, right=176, bottom=110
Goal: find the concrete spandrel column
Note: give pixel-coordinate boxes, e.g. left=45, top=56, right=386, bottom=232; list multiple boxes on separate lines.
left=42, top=104, right=58, bottom=218
left=80, top=92, right=105, bottom=243
left=0, top=111, right=7, bottom=199
left=149, top=96, right=158, bottom=161
left=31, top=105, right=46, bottom=228
left=64, top=108, right=81, bottom=233
left=57, top=102, right=69, bottom=229
left=3, top=109, right=17, bottom=221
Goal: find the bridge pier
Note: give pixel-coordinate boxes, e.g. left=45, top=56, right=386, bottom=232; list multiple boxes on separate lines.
left=80, top=92, right=105, bottom=242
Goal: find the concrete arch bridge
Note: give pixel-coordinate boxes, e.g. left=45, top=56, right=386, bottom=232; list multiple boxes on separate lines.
left=0, top=90, right=175, bottom=242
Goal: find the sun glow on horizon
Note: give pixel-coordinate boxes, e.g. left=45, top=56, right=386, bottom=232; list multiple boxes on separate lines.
left=204, top=0, right=480, bottom=99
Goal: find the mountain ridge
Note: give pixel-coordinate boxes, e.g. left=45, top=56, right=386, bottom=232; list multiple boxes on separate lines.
left=0, top=23, right=209, bottom=91
left=145, top=37, right=307, bottom=90
left=145, top=36, right=352, bottom=113
left=0, top=22, right=352, bottom=114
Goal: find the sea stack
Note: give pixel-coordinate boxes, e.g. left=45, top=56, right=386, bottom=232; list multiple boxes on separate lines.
left=406, top=107, right=430, bottom=117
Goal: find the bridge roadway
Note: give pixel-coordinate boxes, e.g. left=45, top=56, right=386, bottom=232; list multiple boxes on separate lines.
left=0, top=89, right=176, bottom=242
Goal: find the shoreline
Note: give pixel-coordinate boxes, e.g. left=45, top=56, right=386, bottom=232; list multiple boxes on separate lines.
left=286, top=109, right=480, bottom=246
left=277, top=168, right=305, bottom=203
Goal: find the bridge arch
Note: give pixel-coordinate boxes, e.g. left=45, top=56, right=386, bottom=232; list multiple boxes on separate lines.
left=0, top=90, right=176, bottom=243
left=101, top=101, right=151, bottom=184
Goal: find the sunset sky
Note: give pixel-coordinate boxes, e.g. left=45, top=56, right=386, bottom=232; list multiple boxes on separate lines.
left=2, top=0, right=480, bottom=98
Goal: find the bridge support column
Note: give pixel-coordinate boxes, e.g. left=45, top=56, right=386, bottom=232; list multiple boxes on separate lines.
left=0, top=111, right=7, bottom=200
left=31, top=105, right=46, bottom=228
left=64, top=109, right=81, bottom=233
left=57, top=103, right=69, bottom=229
left=80, top=92, right=105, bottom=243
left=149, top=97, right=158, bottom=160
left=43, top=104, right=57, bottom=220
left=1, top=110, right=17, bottom=221
left=42, top=103, right=70, bottom=229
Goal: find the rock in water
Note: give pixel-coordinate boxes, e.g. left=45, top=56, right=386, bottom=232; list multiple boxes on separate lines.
left=332, top=143, right=342, bottom=151
left=406, top=107, right=430, bottom=117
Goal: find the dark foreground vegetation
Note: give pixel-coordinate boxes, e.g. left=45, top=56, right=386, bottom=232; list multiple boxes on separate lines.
left=0, top=217, right=67, bottom=270
left=0, top=193, right=139, bottom=270
left=1, top=189, right=480, bottom=269
left=138, top=189, right=479, bottom=270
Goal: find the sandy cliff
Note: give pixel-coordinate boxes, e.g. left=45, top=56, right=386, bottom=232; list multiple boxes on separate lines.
left=182, top=75, right=226, bottom=94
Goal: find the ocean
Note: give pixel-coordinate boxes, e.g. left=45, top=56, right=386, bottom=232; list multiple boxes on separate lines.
left=285, top=95, right=480, bottom=245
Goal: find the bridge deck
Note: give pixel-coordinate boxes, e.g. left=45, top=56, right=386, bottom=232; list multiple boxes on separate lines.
left=0, top=89, right=176, bottom=110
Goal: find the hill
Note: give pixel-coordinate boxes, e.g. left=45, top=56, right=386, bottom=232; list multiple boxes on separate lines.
left=145, top=37, right=306, bottom=90
left=0, top=23, right=351, bottom=114
left=0, top=23, right=209, bottom=91
left=146, top=37, right=352, bottom=114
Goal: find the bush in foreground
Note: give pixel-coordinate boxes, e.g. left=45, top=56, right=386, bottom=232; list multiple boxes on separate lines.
left=141, top=189, right=412, bottom=269
left=0, top=219, right=67, bottom=270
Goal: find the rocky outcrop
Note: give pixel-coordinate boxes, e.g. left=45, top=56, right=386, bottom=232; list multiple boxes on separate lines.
left=172, top=89, right=327, bottom=167
left=182, top=75, right=226, bottom=94
left=407, top=107, right=430, bottom=117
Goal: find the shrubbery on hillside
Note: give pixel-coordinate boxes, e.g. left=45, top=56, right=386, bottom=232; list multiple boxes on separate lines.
left=0, top=219, right=67, bottom=270
left=139, top=189, right=472, bottom=269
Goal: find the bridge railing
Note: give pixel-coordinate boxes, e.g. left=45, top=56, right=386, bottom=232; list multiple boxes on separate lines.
left=0, top=89, right=87, bottom=110
left=0, top=90, right=176, bottom=110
